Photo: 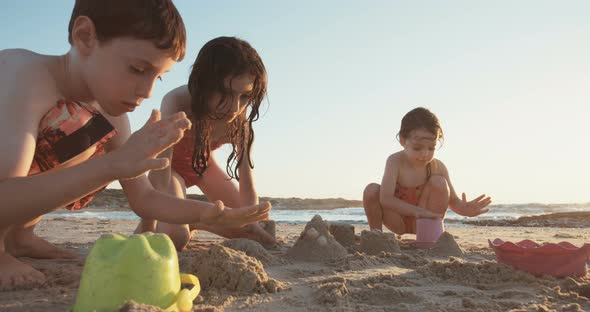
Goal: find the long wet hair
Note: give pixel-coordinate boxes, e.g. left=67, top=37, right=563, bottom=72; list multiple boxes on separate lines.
left=397, top=107, right=444, bottom=182
left=188, top=37, right=267, bottom=180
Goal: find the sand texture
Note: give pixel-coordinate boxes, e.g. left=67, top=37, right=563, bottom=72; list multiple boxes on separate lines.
left=1, top=213, right=590, bottom=311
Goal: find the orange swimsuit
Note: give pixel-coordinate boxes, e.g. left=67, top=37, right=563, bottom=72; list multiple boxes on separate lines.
left=394, top=183, right=425, bottom=234
left=28, top=100, right=117, bottom=210
left=171, top=133, right=222, bottom=188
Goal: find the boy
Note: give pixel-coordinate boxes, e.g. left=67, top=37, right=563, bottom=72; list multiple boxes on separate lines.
left=0, top=0, right=270, bottom=290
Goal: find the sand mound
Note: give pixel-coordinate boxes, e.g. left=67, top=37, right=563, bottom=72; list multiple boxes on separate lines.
left=329, top=223, right=355, bottom=247
left=315, top=277, right=349, bottom=305
left=328, top=252, right=401, bottom=271
left=430, top=232, right=464, bottom=257
left=417, top=257, right=545, bottom=287
left=286, top=215, right=348, bottom=262
left=315, top=274, right=422, bottom=307
left=118, top=301, right=222, bottom=312
left=191, top=245, right=285, bottom=293
left=561, top=277, right=590, bottom=299
left=394, top=252, right=430, bottom=268
left=348, top=273, right=415, bottom=288
left=221, top=238, right=281, bottom=266
left=118, top=301, right=164, bottom=312
left=359, top=230, right=401, bottom=255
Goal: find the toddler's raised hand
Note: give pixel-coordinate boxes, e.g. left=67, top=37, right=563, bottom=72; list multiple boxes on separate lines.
left=454, top=193, right=491, bottom=217
left=110, top=110, right=191, bottom=180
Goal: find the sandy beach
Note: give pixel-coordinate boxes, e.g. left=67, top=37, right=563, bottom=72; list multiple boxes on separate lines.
left=1, top=212, right=590, bottom=312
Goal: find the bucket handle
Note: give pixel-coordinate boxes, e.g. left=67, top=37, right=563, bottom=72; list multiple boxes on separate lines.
left=165, top=274, right=201, bottom=312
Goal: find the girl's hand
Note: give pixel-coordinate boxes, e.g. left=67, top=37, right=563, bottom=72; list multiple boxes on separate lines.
left=453, top=193, right=491, bottom=217
left=109, top=110, right=191, bottom=180
left=199, top=201, right=271, bottom=228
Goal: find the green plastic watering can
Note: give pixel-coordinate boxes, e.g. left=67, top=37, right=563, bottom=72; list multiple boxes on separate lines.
left=72, top=232, right=200, bottom=312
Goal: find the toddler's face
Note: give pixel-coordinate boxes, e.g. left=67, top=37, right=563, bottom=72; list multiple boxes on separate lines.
left=401, top=128, right=438, bottom=165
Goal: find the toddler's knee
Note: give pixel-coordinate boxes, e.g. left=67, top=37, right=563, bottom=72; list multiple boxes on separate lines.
left=363, top=183, right=381, bottom=200
left=427, top=175, right=449, bottom=194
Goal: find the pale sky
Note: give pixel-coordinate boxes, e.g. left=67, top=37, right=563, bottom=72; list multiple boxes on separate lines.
left=1, top=1, right=589, bottom=204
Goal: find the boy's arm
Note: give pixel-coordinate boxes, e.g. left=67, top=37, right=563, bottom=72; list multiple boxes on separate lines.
left=0, top=67, right=118, bottom=226
left=110, top=113, right=268, bottom=225
left=378, top=154, right=441, bottom=218
left=146, top=91, right=180, bottom=192
left=110, top=114, right=211, bottom=223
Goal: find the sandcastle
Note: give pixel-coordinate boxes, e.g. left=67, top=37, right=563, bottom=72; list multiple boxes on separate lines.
left=222, top=238, right=279, bottom=266
left=191, top=245, right=284, bottom=294
left=329, top=223, right=356, bottom=247
left=359, top=230, right=401, bottom=255
left=430, top=232, right=464, bottom=257
left=286, top=215, right=348, bottom=261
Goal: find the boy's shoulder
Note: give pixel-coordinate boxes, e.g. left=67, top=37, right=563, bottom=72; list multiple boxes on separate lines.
left=0, top=49, right=60, bottom=110
left=1, top=49, right=49, bottom=77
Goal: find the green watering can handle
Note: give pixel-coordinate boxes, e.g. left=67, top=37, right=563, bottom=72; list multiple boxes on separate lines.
left=165, top=274, right=201, bottom=312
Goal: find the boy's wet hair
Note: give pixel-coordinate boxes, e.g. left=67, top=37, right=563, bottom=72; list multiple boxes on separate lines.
left=188, top=36, right=268, bottom=180
left=397, top=107, right=444, bottom=144
left=67, top=0, right=186, bottom=61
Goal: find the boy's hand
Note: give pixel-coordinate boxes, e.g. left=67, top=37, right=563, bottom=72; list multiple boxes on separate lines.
left=199, top=201, right=271, bottom=228
left=110, top=110, right=191, bottom=179
left=453, top=193, right=491, bottom=217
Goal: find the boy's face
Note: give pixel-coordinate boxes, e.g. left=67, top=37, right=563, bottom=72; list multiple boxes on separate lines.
left=400, top=128, right=438, bottom=166
left=83, top=37, right=176, bottom=116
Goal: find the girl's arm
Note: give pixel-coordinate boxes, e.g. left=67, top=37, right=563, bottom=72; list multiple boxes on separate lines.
left=237, top=124, right=258, bottom=206
left=110, top=113, right=270, bottom=226
left=378, top=154, right=442, bottom=218
left=438, top=160, right=491, bottom=217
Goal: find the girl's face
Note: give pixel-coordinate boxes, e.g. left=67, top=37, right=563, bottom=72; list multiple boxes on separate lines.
left=400, top=128, right=438, bottom=166
left=208, top=74, right=255, bottom=123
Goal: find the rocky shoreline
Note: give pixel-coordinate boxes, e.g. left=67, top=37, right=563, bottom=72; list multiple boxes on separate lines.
left=89, top=189, right=362, bottom=211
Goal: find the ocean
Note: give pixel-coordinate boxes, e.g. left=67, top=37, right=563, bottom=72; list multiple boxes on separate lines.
left=47, top=204, right=590, bottom=224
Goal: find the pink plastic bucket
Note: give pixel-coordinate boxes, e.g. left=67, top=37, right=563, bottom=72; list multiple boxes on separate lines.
left=415, top=218, right=444, bottom=243
left=489, top=239, right=590, bottom=277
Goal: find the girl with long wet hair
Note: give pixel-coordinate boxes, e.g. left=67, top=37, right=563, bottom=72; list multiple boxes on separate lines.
left=136, top=36, right=275, bottom=250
